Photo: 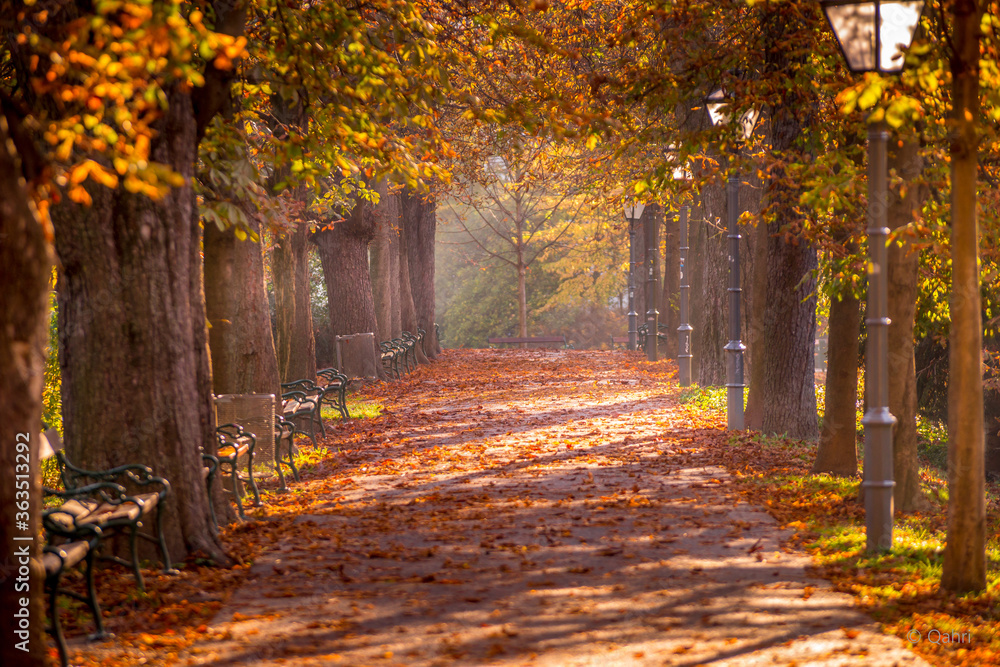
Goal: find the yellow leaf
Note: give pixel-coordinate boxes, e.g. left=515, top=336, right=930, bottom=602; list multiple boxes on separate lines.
left=67, top=185, right=92, bottom=206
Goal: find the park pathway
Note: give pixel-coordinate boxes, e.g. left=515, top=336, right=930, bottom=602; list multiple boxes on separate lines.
left=185, top=350, right=925, bottom=666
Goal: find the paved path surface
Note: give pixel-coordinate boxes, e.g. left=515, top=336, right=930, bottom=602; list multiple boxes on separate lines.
left=183, top=350, right=927, bottom=666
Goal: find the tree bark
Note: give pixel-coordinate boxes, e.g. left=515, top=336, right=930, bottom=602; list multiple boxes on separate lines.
left=517, top=258, right=528, bottom=341
left=813, top=288, right=860, bottom=475
left=696, top=182, right=728, bottom=386
left=311, top=202, right=387, bottom=380
left=743, top=218, right=770, bottom=427
left=745, top=11, right=819, bottom=439
left=635, top=209, right=648, bottom=325
left=942, top=0, right=986, bottom=594
left=371, top=183, right=401, bottom=342
left=746, top=220, right=819, bottom=439
left=398, top=203, right=429, bottom=364
left=272, top=225, right=317, bottom=383
left=886, top=137, right=924, bottom=511
left=204, top=214, right=280, bottom=395
left=52, top=87, right=230, bottom=561
left=402, top=190, right=440, bottom=357
left=0, top=112, right=50, bottom=667
left=661, top=206, right=679, bottom=359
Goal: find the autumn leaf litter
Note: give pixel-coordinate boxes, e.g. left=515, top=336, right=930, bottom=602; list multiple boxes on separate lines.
left=63, top=349, right=927, bottom=666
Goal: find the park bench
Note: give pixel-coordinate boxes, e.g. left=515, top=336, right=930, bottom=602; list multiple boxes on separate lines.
left=392, top=336, right=415, bottom=374
left=209, top=423, right=260, bottom=521
left=401, top=330, right=420, bottom=371
left=487, top=335, right=569, bottom=349
left=317, top=367, right=351, bottom=419
left=281, top=387, right=322, bottom=446
left=46, top=450, right=174, bottom=591
left=416, top=327, right=428, bottom=357
left=274, top=414, right=300, bottom=491
left=610, top=335, right=631, bottom=349
left=377, top=331, right=425, bottom=379
left=213, top=394, right=301, bottom=496
left=380, top=340, right=403, bottom=379
left=638, top=323, right=669, bottom=353
left=39, top=431, right=174, bottom=664
left=41, top=501, right=106, bottom=667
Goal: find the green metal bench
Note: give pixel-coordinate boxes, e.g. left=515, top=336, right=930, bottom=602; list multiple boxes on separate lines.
left=487, top=335, right=570, bottom=349
left=379, top=340, right=402, bottom=379
left=401, top=330, right=421, bottom=370
left=638, top=323, right=669, bottom=354
left=281, top=387, right=322, bottom=446
left=274, top=414, right=299, bottom=492
left=610, top=335, right=631, bottom=350
left=211, top=423, right=260, bottom=520
left=316, top=368, right=351, bottom=419
left=48, top=452, right=174, bottom=591
left=41, top=500, right=107, bottom=667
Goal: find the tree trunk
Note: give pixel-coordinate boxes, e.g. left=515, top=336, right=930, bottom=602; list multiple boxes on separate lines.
left=52, top=87, right=230, bottom=561
left=0, top=113, right=50, bottom=667
left=746, top=219, right=818, bottom=438
left=272, top=225, right=317, bottom=383
left=661, top=207, right=679, bottom=359
left=205, top=214, right=280, bottom=395
left=635, top=210, right=648, bottom=325
left=746, top=11, right=819, bottom=440
left=887, top=137, right=924, bottom=511
left=696, top=183, right=728, bottom=386
left=942, top=0, right=986, bottom=594
left=402, top=190, right=440, bottom=357
left=311, top=203, right=387, bottom=380
left=398, top=203, right=429, bottom=364
left=813, top=289, right=860, bottom=475
left=371, top=183, right=401, bottom=342
left=517, top=255, right=528, bottom=342
left=743, top=219, right=770, bottom=427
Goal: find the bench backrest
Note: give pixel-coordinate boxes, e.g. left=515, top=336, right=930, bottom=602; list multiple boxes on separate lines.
left=487, top=336, right=566, bottom=345
left=215, top=394, right=276, bottom=465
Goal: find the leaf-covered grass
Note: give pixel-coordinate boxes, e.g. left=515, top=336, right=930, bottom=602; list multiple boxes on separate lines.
left=917, top=416, right=949, bottom=470
left=321, top=396, right=384, bottom=422
left=677, top=384, right=744, bottom=413
left=719, top=429, right=1000, bottom=667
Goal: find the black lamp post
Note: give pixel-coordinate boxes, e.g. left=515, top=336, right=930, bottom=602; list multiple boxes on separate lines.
left=624, top=201, right=646, bottom=351
left=821, top=0, right=924, bottom=553
left=706, top=88, right=758, bottom=431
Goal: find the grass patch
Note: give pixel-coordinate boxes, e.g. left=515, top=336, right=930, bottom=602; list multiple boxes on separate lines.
left=677, top=385, right=746, bottom=413
left=322, top=396, right=384, bottom=422
left=917, top=416, right=949, bottom=471
left=722, top=429, right=1000, bottom=667
left=293, top=445, right=331, bottom=473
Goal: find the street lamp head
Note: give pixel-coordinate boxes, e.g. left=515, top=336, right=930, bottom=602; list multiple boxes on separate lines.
left=623, top=200, right=646, bottom=221
left=665, top=145, right=692, bottom=180
left=821, top=0, right=925, bottom=74
left=706, top=89, right=759, bottom=141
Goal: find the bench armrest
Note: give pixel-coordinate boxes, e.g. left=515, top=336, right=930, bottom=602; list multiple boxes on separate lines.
left=216, top=423, right=257, bottom=453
